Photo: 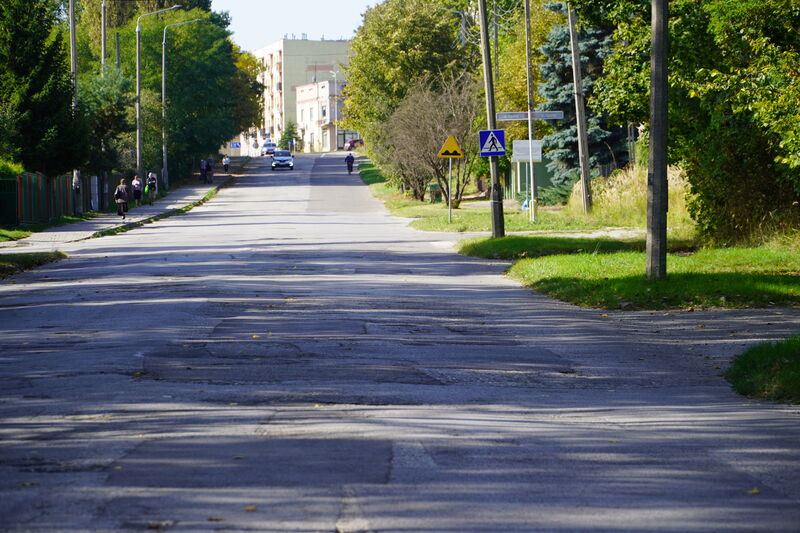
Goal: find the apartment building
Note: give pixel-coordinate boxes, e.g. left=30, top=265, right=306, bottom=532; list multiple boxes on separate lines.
left=295, top=78, right=360, bottom=152
left=252, top=37, right=351, bottom=151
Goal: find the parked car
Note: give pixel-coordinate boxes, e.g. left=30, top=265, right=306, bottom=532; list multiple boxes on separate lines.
left=271, top=150, right=294, bottom=171
left=261, top=142, right=277, bottom=156
left=342, top=138, right=364, bottom=151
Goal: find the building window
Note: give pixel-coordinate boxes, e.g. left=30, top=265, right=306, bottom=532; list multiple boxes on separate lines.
left=321, top=105, right=327, bottom=119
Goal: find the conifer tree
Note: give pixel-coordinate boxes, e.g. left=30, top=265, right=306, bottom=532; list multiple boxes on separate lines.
left=537, top=2, right=627, bottom=202
left=0, top=0, right=86, bottom=174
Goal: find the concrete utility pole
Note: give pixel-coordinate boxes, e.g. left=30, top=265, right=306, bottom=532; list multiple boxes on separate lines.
left=478, top=0, right=505, bottom=238
left=137, top=5, right=182, bottom=182
left=330, top=70, right=338, bottom=150
left=567, top=4, right=592, bottom=213
left=523, top=0, right=536, bottom=222
left=647, top=0, right=669, bottom=280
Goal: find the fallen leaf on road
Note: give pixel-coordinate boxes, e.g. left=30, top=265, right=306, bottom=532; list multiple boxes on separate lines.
left=251, top=335, right=260, bottom=338
left=599, top=314, right=608, bottom=317
left=20, top=481, right=37, bottom=487
left=207, top=517, right=225, bottom=522
left=243, top=506, right=258, bottom=512
left=608, top=439, right=621, bottom=443
left=748, top=487, right=760, bottom=495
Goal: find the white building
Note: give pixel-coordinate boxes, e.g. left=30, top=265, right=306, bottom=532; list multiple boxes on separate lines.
left=255, top=37, right=350, bottom=149
left=295, top=78, right=359, bottom=152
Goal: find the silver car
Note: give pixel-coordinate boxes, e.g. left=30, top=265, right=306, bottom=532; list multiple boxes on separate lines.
left=271, top=150, right=294, bottom=171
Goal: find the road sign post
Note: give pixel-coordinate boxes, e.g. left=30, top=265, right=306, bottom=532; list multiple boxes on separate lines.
left=438, top=136, right=464, bottom=224
left=496, top=110, right=563, bottom=221
left=479, top=130, right=506, bottom=157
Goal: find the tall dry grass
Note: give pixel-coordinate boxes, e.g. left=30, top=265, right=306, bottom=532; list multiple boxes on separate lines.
left=564, top=165, right=696, bottom=240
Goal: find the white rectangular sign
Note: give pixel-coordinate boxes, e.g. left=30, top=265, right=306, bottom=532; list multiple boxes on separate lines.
left=512, top=140, right=543, bottom=162
left=497, top=111, right=565, bottom=121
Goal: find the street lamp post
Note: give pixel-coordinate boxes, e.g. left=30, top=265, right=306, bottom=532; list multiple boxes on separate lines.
left=162, top=18, right=202, bottom=190
left=329, top=71, right=338, bottom=151
left=137, top=5, right=182, bottom=181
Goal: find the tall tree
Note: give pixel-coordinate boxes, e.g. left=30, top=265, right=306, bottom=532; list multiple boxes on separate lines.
left=79, top=68, right=133, bottom=175
left=342, top=0, right=466, bottom=157
left=0, top=0, right=86, bottom=174
left=111, top=8, right=258, bottom=180
left=574, top=0, right=800, bottom=243
left=537, top=2, right=628, bottom=203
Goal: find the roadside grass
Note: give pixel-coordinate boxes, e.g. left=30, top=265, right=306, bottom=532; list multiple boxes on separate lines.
left=0, top=252, right=66, bottom=280
left=499, top=246, right=800, bottom=309
left=358, top=161, right=697, bottom=239
left=359, top=162, right=612, bottom=232
left=0, top=213, right=97, bottom=242
left=725, top=335, right=800, bottom=403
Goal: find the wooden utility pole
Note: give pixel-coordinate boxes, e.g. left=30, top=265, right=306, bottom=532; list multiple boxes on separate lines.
left=647, top=0, right=668, bottom=280
left=567, top=4, right=592, bottom=213
left=478, top=0, right=505, bottom=238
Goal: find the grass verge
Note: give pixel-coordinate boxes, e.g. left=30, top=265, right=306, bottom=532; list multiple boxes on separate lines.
left=0, top=252, right=66, bottom=280
left=484, top=244, right=799, bottom=309
left=725, top=336, right=800, bottom=403
left=359, top=162, right=610, bottom=233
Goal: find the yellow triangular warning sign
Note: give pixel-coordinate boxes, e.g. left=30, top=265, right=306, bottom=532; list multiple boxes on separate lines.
left=438, top=135, right=464, bottom=158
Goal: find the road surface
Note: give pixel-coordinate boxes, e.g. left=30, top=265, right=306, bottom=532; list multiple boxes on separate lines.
left=1, top=153, right=799, bottom=531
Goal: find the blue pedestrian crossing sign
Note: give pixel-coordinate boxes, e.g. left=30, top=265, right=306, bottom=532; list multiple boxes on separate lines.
left=479, top=129, right=506, bottom=157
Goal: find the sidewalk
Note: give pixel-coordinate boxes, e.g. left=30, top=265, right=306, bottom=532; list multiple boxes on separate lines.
left=0, top=157, right=248, bottom=253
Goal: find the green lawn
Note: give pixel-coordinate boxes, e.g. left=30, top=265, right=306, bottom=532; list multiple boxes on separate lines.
left=0, top=252, right=66, bottom=279
left=726, top=335, right=800, bottom=403
left=490, top=245, right=800, bottom=309
left=360, top=162, right=611, bottom=233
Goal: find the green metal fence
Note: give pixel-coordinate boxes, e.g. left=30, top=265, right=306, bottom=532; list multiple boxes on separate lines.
left=15, top=172, right=74, bottom=225
left=0, top=178, right=18, bottom=225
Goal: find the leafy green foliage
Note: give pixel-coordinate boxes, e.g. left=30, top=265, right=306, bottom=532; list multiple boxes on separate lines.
left=537, top=2, right=629, bottom=201
left=0, top=159, right=24, bottom=178
left=0, top=0, right=87, bottom=174
left=279, top=121, right=298, bottom=150
left=342, top=0, right=467, bottom=152
left=725, top=335, right=800, bottom=403
left=573, top=0, right=800, bottom=244
left=79, top=69, right=133, bottom=175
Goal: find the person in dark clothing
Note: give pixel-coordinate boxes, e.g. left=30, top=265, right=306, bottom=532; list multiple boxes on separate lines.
left=114, top=178, right=129, bottom=219
left=345, top=153, right=355, bottom=174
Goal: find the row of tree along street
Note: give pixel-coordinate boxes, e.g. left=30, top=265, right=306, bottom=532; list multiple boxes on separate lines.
left=341, top=0, right=800, bottom=245
left=0, top=0, right=262, bottom=191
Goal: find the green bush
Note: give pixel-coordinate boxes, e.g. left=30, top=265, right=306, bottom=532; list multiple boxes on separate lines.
left=0, top=159, right=24, bottom=178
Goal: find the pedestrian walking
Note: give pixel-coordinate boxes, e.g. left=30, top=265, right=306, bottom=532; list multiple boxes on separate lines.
left=146, top=172, right=158, bottom=205
left=223, top=155, right=230, bottom=173
left=113, top=178, right=129, bottom=220
left=207, top=157, right=214, bottom=183
left=200, top=158, right=207, bottom=183
left=131, top=175, right=143, bottom=207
